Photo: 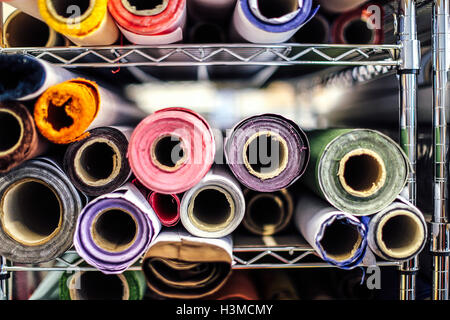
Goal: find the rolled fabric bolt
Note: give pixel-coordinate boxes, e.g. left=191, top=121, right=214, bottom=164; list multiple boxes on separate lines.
left=304, top=129, right=409, bottom=215
left=293, top=13, right=330, bottom=43
left=0, top=102, right=48, bottom=173
left=0, top=158, right=83, bottom=264
left=317, top=0, right=368, bottom=13
left=3, top=9, right=67, bottom=47
left=225, top=114, right=309, bottom=192
left=242, top=188, right=293, bottom=236
left=209, top=271, right=259, bottom=300
left=142, top=229, right=233, bottom=299
left=37, top=0, right=119, bottom=46
left=73, top=183, right=161, bottom=274
left=362, top=197, right=427, bottom=262
left=187, top=0, right=236, bottom=24
left=0, top=54, right=75, bottom=101
left=180, top=166, right=245, bottom=238
left=148, top=192, right=180, bottom=227
left=295, top=192, right=368, bottom=269
left=108, top=0, right=187, bottom=45
left=1, top=0, right=42, bottom=20
left=128, top=107, right=215, bottom=194
left=34, top=78, right=145, bottom=144
left=63, top=126, right=133, bottom=197
left=331, top=5, right=384, bottom=45
left=189, top=22, right=226, bottom=43
left=59, top=271, right=147, bottom=300
left=230, top=0, right=319, bottom=43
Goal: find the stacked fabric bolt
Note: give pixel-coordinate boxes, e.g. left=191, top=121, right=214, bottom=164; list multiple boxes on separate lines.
left=1, top=0, right=385, bottom=47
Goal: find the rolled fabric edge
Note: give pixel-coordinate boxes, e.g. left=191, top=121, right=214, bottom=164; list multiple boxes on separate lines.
left=148, top=192, right=180, bottom=227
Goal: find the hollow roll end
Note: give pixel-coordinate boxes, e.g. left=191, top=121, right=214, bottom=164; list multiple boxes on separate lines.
left=69, top=272, right=130, bottom=300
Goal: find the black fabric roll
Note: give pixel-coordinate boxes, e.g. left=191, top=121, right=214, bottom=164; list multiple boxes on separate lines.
left=0, top=158, right=84, bottom=263
left=63, top=127, right=132, bottom=197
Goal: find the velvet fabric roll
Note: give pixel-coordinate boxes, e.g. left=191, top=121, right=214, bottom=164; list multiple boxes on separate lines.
left=0, top=54, right=75, bottom=101
left=108, top=0, right=186, bottom=45
left=0, top=158, right=84, bottom=264
left=295, top=192, right=368, bottom=269
left=230, top=0, right=318, bottom=43
left=225, top=114, right=309, bottom=192
left=242, top=188, right=293, bottom=236
left=37, top=0, right=119, bottom=46
left=180, top=166, right=245, bottom=238
left=304, top=129, right=409, bottom=215
left=63, top=126, right=133, bottom=197
left=34, top=78, right=145, bottom=144
left=74, top=183, right=161, bottom=274
left=208, top=271, right=259, bottom=300
left=128, top=108, right=215, bottom=194
left=331, top=5, right=384, bottom=45
left=362, top=197, right=427, bottom=262
left=0, top=102, right=48, bottom=173
left=148, top=192, right=180, bottom=227
left=59, top=270, right=147, bottom=300
left=142, top=229, right=233, bottom=299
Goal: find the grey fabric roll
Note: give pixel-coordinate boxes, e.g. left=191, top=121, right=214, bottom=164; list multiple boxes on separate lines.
left=180, top=166, right=245, bottom=238
left=0, top=158, right=84, bottom=264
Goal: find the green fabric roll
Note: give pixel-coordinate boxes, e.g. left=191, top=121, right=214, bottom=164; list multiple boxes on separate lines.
left=59, top=271, right=146, bottom=300
left=304, top=129, right=409, bottom=215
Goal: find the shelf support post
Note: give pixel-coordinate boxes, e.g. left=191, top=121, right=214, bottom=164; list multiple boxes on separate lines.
left=431, top=0, right=450, bottom=301
left=398, top=0, right=421, bottom=301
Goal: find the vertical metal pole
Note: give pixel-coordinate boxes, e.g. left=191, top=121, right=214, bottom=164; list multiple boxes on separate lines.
left=0, top=257, right=8, bottom=300
left=398, top=0, right=421, bottom=300
left=431, top=0, right=450, bottom=301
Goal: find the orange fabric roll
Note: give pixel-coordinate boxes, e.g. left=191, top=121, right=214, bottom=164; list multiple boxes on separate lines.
left=34, top=79, right=100, bottom=144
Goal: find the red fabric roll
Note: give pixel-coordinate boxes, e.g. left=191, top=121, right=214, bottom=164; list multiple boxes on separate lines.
left=128, top=108, right=215, bottom=194
left=108, top=0, right=185, bottom=35
left=148, top=192, right=180, bottom=227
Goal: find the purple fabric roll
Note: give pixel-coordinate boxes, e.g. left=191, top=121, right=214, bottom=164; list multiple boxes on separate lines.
left=74, top=183, right=161, bottom=274
left=225, top=114, right=309, bottom=192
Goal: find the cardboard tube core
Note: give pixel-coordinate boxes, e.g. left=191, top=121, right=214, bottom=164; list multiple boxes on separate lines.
left=377, top=210, right=425, bottom=259
left=247, top=194, right=284, bottom=235
left=243, top=131, right=289, bottom=180
left=188, top=186, right=235, bottom=232
left=4, top=11, right=55, bottom=47
left=74, top=138, right=121, bottom=187
left=69, top=272, right=129, bottom=300
left=46, top=0, right=94, bottom=23
left=0, top=179, right=62, bottom=246
left=320, top=219, right=363, bottom=262
left=122, top=0, right=168, bottom=16
left=343, top=19, right=374, bottom=44
left=0, top=110, right=23, bottom=156
left=338, top=149, right=386, bottom=198
left=256, top=0, right=298, bottom=19
left=91, top=209, right=138, bottom=253
left=151, top=135, right=187, bottom=172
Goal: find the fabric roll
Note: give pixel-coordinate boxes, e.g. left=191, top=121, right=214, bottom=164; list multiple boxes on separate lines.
left=142, top=229, right=233, bottom=299
left=331, top=5, right=384, bottom=44
left=293, top=13, right=330, bottom=43
left=73, top=183, right=161, bottom=274
left=295, top=192, right=368, bottom=269
left=108, top=0, right=186, bottom=45
left=242, top=188, right=293, bottom=236
left=225, top=114, right=309, bottom=192
left=34, top=78, right=145, bottom=145
left=128, top=107, right=215, bottom=194
left=0, top=158, right=83, bottom=264
left=0, top=54, right=75, bottom=101
left=180, top=166, right=245, bottom=238
left=304, top=129, right=409, bottom=216
left=0, top=102, right=48, bottom=173
left=230, top=0, right=318, bottom=43
left=208, top=271, right=259, bottom=300
left=148, top=192, right=180, bottom=227
left=37, top=0, right=119, bottom=46
left=59, top=270, right=146, bottom=300
left=63, top=126, right=133, bottom=197
left=187, top=0, right=236, bottom=24
left=317, top=0, right=368, bottom=13
left=3, top=9, right=67, bottom=47
left=1, top=0, right=42, bottom=20
left=362, top=197, right=427, bottom=262
left=255, top=270, right=299, bottom=300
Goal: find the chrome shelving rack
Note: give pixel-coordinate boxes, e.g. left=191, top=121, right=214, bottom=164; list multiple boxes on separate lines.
left=0, top=0, right=446, bottom=300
